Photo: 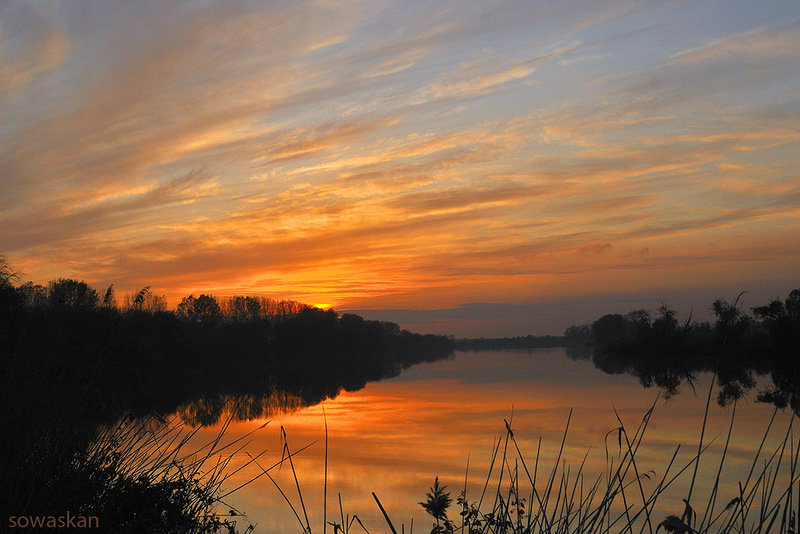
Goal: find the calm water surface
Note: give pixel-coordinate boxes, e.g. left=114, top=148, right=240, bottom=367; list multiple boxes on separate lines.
left=185, top=348, right=793, bottom=533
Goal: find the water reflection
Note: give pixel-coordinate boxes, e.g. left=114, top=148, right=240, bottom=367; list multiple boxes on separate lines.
left=0, top=300, right=453, bottom=524
left=569, top=338, right=794, bottom=413
left=176, top=392, right=309, bottom=426
left=171, top=349, right=456, bottom=426
left=568, top=292, right=800, bottom=413
left=184, top=349, right=795, bottom=533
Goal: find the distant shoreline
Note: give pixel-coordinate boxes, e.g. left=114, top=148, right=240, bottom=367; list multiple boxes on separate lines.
left=454, top=334, right=570, bottom=350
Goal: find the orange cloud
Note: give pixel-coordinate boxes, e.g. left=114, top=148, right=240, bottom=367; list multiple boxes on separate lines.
left=2, top=1, right=798, bottom=334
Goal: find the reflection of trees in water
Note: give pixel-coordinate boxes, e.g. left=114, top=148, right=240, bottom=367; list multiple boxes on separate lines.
left=177, top=391, right=309, bottom=426
left=0, top=296, right=454, bottom=432
left=0, top=272, right=454, bottom=512
left=563, top=343, right=592, bottom=361
left=0, top=268, right=455, bottom=519
left=174, top=344, right=454, bottom=426
left=573, top=289, right=800, bottom=414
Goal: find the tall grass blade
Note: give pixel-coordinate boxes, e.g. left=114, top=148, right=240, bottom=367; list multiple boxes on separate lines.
left=373, top=492, right=399, bottom=534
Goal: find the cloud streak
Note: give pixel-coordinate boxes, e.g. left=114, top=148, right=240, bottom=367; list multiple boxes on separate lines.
left=2, top=0, right=799, bottom=334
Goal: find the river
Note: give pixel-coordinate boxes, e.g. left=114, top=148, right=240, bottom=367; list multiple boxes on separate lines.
left=181, top=348, right=795, bottom=533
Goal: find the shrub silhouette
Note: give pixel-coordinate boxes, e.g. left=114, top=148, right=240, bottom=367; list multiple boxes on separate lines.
left=420, top=476, right=453, bottom=534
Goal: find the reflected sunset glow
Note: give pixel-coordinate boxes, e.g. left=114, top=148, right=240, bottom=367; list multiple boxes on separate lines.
left=186, top=350, right=793, bottom=533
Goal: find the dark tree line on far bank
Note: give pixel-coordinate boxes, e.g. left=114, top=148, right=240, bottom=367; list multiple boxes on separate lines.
left=0, top=256, right=453, bottom=529
left=453, top=287, right=800, bottom=415
left=561, top=289, right=800, bottom=414
left=0, top=261, right=454, bottom=427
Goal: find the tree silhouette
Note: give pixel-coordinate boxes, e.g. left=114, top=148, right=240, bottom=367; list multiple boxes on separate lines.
left=222, top=296, right=262, bottom=321
left=17, top=282, right=47, bottom=307
left=48, top=279, right=99, bottom=310
left=0, top=254, right=17, bottom=287
left=194, top=294, right=221, bottom=322
left=0, top=254, right=20, bottom=310
left=177, top=294, right=221, bottom=323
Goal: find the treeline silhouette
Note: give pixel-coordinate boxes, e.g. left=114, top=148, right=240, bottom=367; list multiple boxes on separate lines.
left=1, top=274, right=454, bottom=427
left=0, top=256, right=453, bottom=526
left=562, top=290, right=800, bottom=414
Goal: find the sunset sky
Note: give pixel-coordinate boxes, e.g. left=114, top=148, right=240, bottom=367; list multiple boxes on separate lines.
left=2, top=0, right=798, bottom=336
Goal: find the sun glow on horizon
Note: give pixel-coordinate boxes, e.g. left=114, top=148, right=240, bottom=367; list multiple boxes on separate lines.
left=2, top=0, right=798, bottom=336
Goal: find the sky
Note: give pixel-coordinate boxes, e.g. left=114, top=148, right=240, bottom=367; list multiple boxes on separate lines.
left=1, top=0, right=798, bottom=336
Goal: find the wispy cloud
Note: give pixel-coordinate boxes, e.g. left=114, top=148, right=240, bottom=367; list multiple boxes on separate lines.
left=2, top=0, right=799, bottom=334
left=0, top=3, right=68, bottom=93
left=667, top=22, right=800, bottom=65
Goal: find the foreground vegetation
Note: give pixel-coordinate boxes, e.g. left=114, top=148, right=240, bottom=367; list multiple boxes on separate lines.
left=269, top=395, right=798, bottom=534
left=410, top=402, right=799, bottom=534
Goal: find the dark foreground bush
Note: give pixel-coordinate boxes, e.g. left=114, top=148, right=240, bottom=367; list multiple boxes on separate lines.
left=3, top=413, right=262, bottom=534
